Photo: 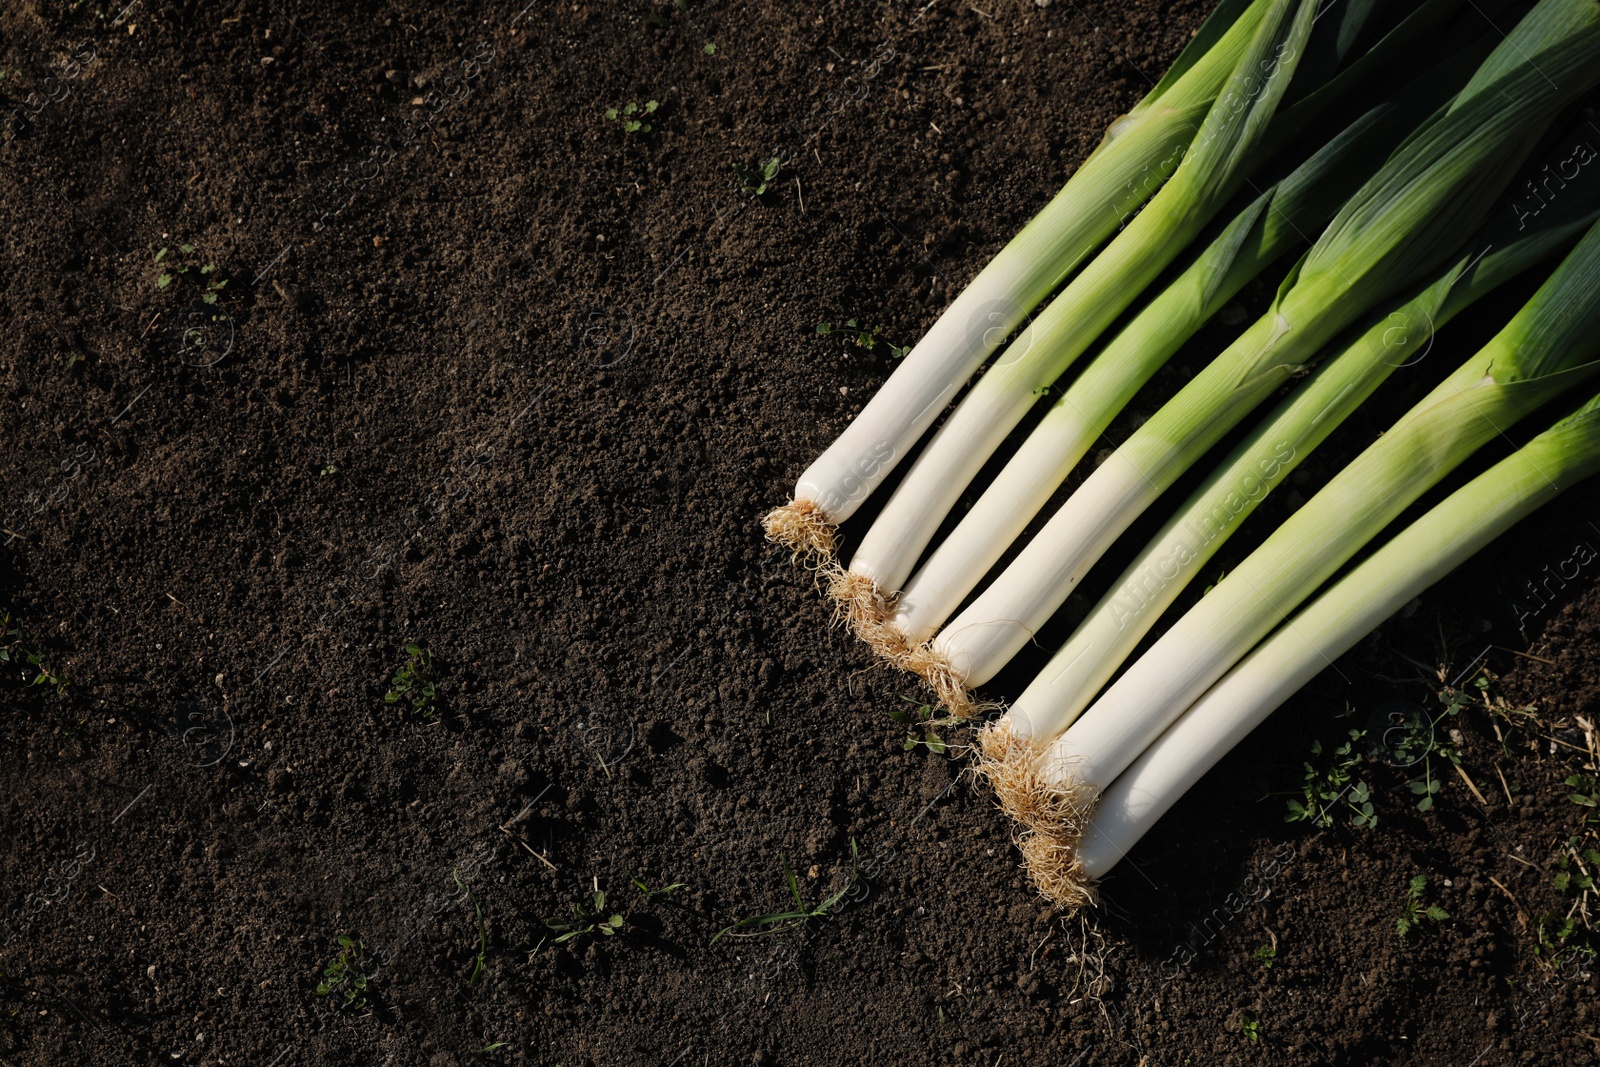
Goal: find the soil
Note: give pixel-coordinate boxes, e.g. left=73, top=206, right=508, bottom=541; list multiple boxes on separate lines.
left=1, top=1, right=1598, bottom=1066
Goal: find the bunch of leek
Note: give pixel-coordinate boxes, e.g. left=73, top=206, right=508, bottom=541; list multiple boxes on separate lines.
left=757, top=0, right=1600, bottom=912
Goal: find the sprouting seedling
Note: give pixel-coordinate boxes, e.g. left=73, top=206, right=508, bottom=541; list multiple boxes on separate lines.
left=816, top=320, right=911, bottom=359
left=1284, top=729, right=1375, bottom=829
left=154, top=245, right=229, bottom=304
left=712, top=838, right=860, bottom=944
left=26, top=652, right=68, bottom=693
left=1396, top=874, right=1449, bottom=937
left=734, top=153, right=782, bottom=197
left=0, top=612, right=21, bottom=664
left=1250, top=942, right=1276, bottom=969
left=1239, top=1013, right=1260, bottom=1043
left=1552, top=835, right=1599, bottom=896
left=1567, top=774, right=1600, bottom=824
left=888, top=696, right=962, bottom=755
left=631, top=876, right=687, bottom=899
left=1373, top=694, right=1463, bottom=814
left=1531, top=838, right=1597, bottom=971
left=545, top=889, right=625, bottom=944
left=543, top=877, right=684, bottom=947
left=315, top=935, right=373, bottom=1010
left=604, top=99, right=659, bottom=134
left=385, top=642, right=438, bottom=718
left=1531, top=911, right=1587, bottom=964
left=0, top=613, right=69, bottom=696
left=452, top=869, right=490, bottom=987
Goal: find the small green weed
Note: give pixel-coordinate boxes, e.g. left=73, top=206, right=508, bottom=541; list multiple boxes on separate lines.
left=1529, top=783, right=1600, bottom=966
left=1396, top=874, right=1449, bottom=938
left=1567, top=774, right=1600, bottom=824
left=153, top=244, right=229, bottom=304
left=734, top=153, right=781, bottom=196
left=26, top=651, right=68, bottom=692
left=816, top=320, right=911, bottom=360
left=1435, top=668, right=1539, bottom=758
left=1552, top=837, right=1599, bottom=895
left=1, top=612, right=69, bottom=694
left=453, top=869, right=489, bottom=987
left=1239, top=1013, right=1260, bottom=1042
left=604, top=99, right=658, bottom=133
left=1285, top=728, right=1376, bottom=829
left=547, top=889, right=625, bottom=944
left=1250, top=942, right=1276, bottom=970
left=1548, top=835, right=1598, bottom=951
left=1532, top=910, right=1596, bottom=970
left=315, top=935, right=373, bottom=1011
left=544, top=877, right=684, bottom=947
left=888, top=696, right=962, bottom=755
left=0, top=611, right=22, bottom=664
left=631, top=876, right=687, bottom=899
left=385, top=642, right=438, bottom=718
left=1371, top=698, right=1462, bottom=814
left=713, top=839, right=860, bottom=944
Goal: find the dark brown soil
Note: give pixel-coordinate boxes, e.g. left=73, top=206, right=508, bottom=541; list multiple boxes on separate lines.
left=2, top=2, right=1598, bottom=1066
